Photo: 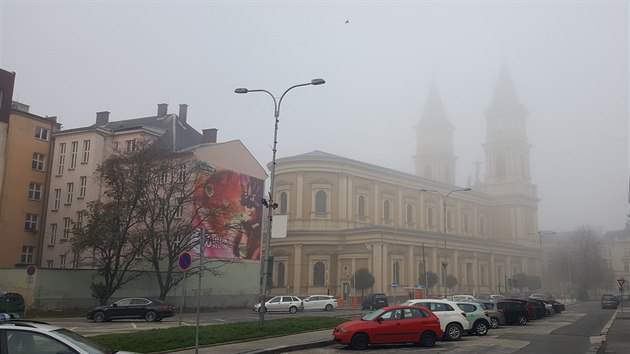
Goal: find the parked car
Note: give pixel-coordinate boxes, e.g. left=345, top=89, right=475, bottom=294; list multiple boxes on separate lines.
left=302, top=295, right=338, bottom=311
left=549, top=299, right=566, bottom=313
left=361, top=293, right=389, bottom=310
left=0, top=319, right=140, bottom=353
left=402, top=299, right=469, bottom=341
left=451, top=294, right=476, bottom=302
left=601, top=294, right=618, bottom=309
left=503, top=297, right=537, bottom=320
left=333, top=305, right=442, bottom=350
left=476, top=300, right=505, bottom=329
left=455, top=302, right=491, bottom=336
left=537, top=299, right=556, bottom=315
left=253, top=295, right=304, bottom=313
left=87, top=297, right=175, bottom=322
left=0, top=292, right=24, bottom=317
left=495, top=300, right=528, bottom=325
left=525, top=298, right=547, bottom=318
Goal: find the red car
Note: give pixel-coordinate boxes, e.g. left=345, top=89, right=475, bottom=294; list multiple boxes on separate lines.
left=333, top=305, right=443, bottom=350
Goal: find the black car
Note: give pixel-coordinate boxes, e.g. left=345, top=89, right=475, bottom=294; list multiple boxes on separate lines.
left=361, top=293, right=389, bottom=310
left=495, top=300, right=528, bottom=325
left=601, top=294, right=618, bottom=309
left=87, top=297, right=175, bottom=322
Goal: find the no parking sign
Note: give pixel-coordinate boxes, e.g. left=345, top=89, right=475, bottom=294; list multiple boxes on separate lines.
left=179, top=252, right=192, bottom=271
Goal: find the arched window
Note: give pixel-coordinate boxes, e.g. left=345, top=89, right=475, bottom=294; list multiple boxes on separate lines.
left=277, top=262, right=285, bottom=287
left=358, top=195, right=366, bottom=218
left=279, top=192, right=288, bottom=214
left=428, top=208, right=434, bottom=228
left=424, top=165, right=432, bottom=179
left=315, top=191, right=327, bottom=214
left=313, top=262, right=325, bottom=286
left=383, top=200, right=391, bottom=222
left=496, top=155, right=506, bottom=177
left=393, top=261, right=400, bottom=283
left=406, top=204, right=413, bottom=224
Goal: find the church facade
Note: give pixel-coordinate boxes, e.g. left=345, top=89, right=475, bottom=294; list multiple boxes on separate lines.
left=267, top=65, right=540, bottom=299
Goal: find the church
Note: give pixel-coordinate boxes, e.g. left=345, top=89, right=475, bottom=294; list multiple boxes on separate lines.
left=266, top=64, right=540, bottom=299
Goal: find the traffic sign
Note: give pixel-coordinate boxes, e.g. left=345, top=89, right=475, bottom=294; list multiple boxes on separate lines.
left=391, top=282, right=398, bottom=289
left=26, top=265, right=37, bottom=276
left=618, top=278, right=626, bottom=288
left=178, top=252, right=192, bottom=271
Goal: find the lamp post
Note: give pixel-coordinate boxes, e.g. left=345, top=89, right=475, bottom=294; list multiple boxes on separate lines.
left=537, top=230, right=555, bottom=290
left=419, top=187, right=471, bottom=297
left=235, top=78, right=325, bottom=329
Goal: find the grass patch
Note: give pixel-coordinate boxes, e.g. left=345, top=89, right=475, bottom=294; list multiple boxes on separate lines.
left=89, top=317, right=346, bottom=353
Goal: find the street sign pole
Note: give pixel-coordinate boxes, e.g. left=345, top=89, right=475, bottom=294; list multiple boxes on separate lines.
left=618, top=277, right=626, bottom=313
left=179, top=270, right=187, bottom=327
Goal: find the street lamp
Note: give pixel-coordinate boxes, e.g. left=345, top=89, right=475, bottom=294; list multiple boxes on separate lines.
left=419, top=187, right=471, bottom=296
left=234, top=78, right=325, bottom=329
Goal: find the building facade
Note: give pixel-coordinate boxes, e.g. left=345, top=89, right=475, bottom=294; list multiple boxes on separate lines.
left=266, top=65, right=541, bottom=298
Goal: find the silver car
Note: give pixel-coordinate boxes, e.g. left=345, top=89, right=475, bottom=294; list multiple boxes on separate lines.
left=253, top=296, right=304, bottom=313
left=302, top=295, right=338, bottom=311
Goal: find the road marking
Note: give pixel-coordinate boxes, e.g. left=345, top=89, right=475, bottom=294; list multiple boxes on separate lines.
left=131, top=323, right=137, bottom=329
left=214, top=318, right=227, bottom=322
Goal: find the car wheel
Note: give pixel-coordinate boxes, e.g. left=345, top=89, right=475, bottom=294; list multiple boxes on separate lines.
left=490, top=317, right=500, bottom=329
left=258, top=306, right=267, bottom=313
left=419, top=331, right=437, bottom=347
left=325, top=304, right=333, bottom=311
left=517, top=314, right=528, bottom=325
left=445, top=323, right=463, bottom=341
left=289, top=306, right=298, bottom=314
left=350, top=333, right=369, bottom=350
left=145, top=311, right=158, bottom=322
left=474, top=320, right=489, bottom=336
left=93, top=311, right=106, bottom=323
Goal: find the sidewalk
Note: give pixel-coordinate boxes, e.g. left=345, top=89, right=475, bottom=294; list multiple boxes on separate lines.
left=600, top=309, right=630, bottom=354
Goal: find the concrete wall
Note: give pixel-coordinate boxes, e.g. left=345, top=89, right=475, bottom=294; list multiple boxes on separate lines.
left=0, top=261, right=260, bottom=309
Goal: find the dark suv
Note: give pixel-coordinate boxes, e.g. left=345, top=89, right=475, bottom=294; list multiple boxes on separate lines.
left=361, top=293, right=389, bottom=310
left=495, top=300, right=528, bottom=325
left=601, top=294, right=618, bottom=309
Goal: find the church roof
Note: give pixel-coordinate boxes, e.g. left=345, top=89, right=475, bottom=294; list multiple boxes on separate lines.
left=487, top=62, right=527, bottom=114
left=418, top=82, right=453, bottom=129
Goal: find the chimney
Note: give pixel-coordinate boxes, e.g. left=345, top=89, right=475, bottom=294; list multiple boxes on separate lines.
left=47, top=116, right=58, bottom=124
left=202, top=128, right=217, bottom=144
left=179, top=104, right=188, bottom=123
left=96, top=111, right=110, bottom=126
left=10, top=101, right=30, bottom=112
left=157, top=103, right=168, bottom=117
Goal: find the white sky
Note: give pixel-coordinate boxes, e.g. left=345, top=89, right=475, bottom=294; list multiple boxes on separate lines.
left=1, top=0, right=628, bottom=233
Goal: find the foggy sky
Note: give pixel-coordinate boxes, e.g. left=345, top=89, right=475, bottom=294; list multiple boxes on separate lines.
left=1, top=1, right=628, bottom=233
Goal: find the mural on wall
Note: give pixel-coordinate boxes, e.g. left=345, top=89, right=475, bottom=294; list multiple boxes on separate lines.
left=193, top=164, right=264, bottom=260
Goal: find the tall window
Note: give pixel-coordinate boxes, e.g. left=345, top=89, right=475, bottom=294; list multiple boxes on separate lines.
left=315, top=191, right=327, bottom=214
left=57, top=142, right=66, bottom=175
left=32, top=153, right=46, bottom=171
left=28, top=182, right=43, bottom=200
left=70, top=141, right=78, bottom=169
left=393, top=261, right=400, bottom=283
left=174, top=197, right=184, bottom=218
left=46, top=260, right=53, bottom=268
left=62, top=218, right=72, bottom=239
left=358, top=195, right=366, bottom=218
left=126, top=139, right=136, bottom=152
left=313, top=262, right=325, bottom=286
left=79, top=176, right=87, bottom=198
left=66, top=183, right=74, bottom=204
left=82, top=139, right=91, bottom=163
left=280, top=192, right=288, bottom=214
left=60, top=255, right=67, bottom=269
left=383, top=200, right=391, bottom=222
left=49, top=224, right=57, bottom=246
left=53, top=189, right=61, bottom=210
left=35, top=127, right=49, bottom=141
left=427, top=208, right=434, bottom=228
left=76, top=211, right=84, bottom=228
left=406, top=204, right=413, bottom=225
left=464, top=214, right=470, bottom=232
left=21, top=246, right=34, bottom=264
left=24, top=213, right=39, bottom=231
left=447, top=211, right=453, bottom=230
left=277, top=262, right=285, bottom=287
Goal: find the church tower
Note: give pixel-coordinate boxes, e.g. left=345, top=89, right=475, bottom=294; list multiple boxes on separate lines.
left=483, top=62, right=539, bottom=245
left=414, top=82, right=457, bottom=185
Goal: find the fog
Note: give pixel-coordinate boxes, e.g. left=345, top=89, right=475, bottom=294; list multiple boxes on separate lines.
left=1, top=1, right=627, bottom=233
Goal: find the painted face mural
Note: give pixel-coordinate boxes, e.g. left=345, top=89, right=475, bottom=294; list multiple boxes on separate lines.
left=192, top=168, right=263, bottom=260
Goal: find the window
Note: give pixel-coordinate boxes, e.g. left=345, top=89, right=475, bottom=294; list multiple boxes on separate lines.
left=20, top=246, right=35, bottom=263
left=126, top=139, right=136, bottom=152
left=280, top=192, right=288, bottom=214
left=35, top=126, right=49, bottom=141
left=70, top=141, right=78, bottom=169
left=66, top=183, right=74, bottom=204
left=277, top=262, right=285, bottom=287
left=174, top=197, right=184, bottom=218
left=464, top=214, right=470, bottom=232
left=315, top=190, right=327, bottom=214
left=358, top=195, right=366, bottom=218
left=383, top=200, right=391, bottom=223
left=32, top=153, right=46, bottom=171
left=313, top=261, right=325, bottom=286
left=62, top=218, right=71, bottom=239
left=24, top=213, right=39, bottom=231
left=427, top=208, right=434, bottom=228
left=52, top=189, right=61, bottom=210
left=60, top=254, right=67, bottom=269
left=393, top=261, right=400, bottom=283
left=76, top=211, right=84, bottom=228
left=57, top=142, right=66, bottom=175
left=447, top=211, right=453, bottom=230
left=113, top=141, right=119, bottom=151
left=79, top=176, right=87, bottom=198
left=480, top=217, right=485, bottom=234
left=159, top=171, right=168, bottom=184
left=82, top=139, right=91, bottom=163
left=49, top=224, right=57, bottom=246
left=28, top=182, right=43, bottom=201
left=46, top=260, right=53, bottom=268
left=406, top=204, right=413, bottom=225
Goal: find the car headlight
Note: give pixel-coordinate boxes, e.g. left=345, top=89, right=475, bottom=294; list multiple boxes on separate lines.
left=335, top=328, right=347, bottom=333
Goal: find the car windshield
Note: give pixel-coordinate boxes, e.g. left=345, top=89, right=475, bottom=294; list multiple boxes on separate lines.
left=362, top=308, right=387, bottom=321
left=53, top=328, right=113, bottom=354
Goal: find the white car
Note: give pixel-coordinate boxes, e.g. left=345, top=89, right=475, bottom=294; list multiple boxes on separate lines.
left=253, top=295, right=304, bottom=314
left=302, top=295, right=338, bottom=311
left=451, top=294, right=476, bottom=302
left=403, top=299, right=469, bottom=341
left=0, top=319, right=139, bottom=354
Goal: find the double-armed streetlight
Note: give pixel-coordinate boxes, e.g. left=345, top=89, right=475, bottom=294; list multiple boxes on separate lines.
left=234, top=78, right=325, bottom=329
left=419, top=187, right=471, bottom=296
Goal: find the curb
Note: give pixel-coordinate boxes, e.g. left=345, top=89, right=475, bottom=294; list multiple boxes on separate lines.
left=243, top=339, right=334, bottom=354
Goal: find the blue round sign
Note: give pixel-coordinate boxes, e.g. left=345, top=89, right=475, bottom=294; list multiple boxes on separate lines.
left=178, top=252, right=192, bottom=271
